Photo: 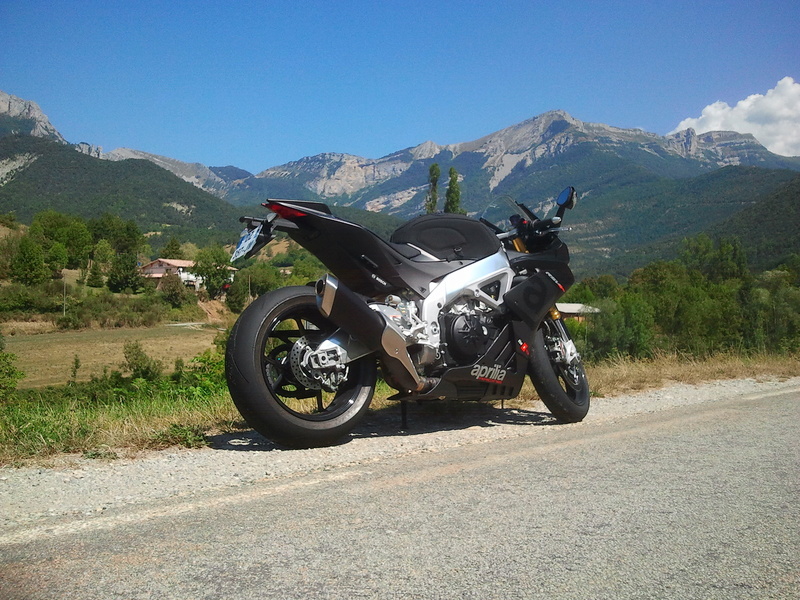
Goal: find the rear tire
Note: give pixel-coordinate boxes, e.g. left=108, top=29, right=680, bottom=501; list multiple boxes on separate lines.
left=225, top=286, right=377, bottom=448
left=528, top=317, right=590, bottom=423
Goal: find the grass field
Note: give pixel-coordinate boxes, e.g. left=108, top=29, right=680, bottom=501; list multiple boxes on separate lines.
left=4, top=324, right=220, bottom=388
left=2, top=311, right=798, bottom=466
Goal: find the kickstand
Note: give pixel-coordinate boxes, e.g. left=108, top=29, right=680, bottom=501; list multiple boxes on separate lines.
left=400, top=400, right=408, bottom=430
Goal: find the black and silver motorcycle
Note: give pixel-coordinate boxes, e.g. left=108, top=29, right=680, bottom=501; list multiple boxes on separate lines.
left=225, top=187, right=589, bottom=447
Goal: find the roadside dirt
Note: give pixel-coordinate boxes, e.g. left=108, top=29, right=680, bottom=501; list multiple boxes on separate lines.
left=197, top=300, right=230, bottom=326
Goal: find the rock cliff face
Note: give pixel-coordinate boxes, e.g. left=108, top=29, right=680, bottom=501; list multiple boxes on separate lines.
left=75, top=142, right=103, bottom=158
left=256, top=150, right=418, bottom=197
left=0, top=90, right=67, bottom=143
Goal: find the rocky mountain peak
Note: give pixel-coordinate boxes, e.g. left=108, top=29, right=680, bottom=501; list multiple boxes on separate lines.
left=0, top=90, right=66, bottom=143
left=665, top=128, right=699, bottom=156
left=410, top=140, right=443, bottom=160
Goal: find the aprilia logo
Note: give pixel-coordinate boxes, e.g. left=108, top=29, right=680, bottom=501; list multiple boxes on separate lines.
left=471, top=363, right=507, bottom=384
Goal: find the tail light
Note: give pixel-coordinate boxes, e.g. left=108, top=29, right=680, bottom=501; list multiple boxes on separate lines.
left=264, top=202, right=308, bottom=220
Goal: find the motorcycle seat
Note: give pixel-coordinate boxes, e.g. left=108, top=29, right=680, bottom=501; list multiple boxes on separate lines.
left=390, top=214, right=501, bottom=262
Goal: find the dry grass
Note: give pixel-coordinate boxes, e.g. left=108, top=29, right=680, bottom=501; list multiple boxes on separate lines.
left=585, top=351, right=800, bottom=398
left=79, top=391, right=241, bottom=452
left=4, top=324, right=220, bottom=388
left=2, top=348, right=797, bottom=466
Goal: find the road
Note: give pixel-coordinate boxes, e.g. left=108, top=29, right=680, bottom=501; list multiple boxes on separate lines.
left=1, top=385, right=798, bottom=599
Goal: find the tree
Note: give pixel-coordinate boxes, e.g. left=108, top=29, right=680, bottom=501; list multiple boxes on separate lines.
left=617, top=292, right=656, bottom=357
left=88, top=214, right=144, bottom=255
left=179, top=242, right=199, bottom=261
left=160, top=236, right=185, bottom=260
left=582, top=294, right=655, bottom=359
left=191, top=245, right=231, bottom=299
left=106, top=252, right=142, bottom=293
left=86, top=260, right=105, bottom=288
left=10, top=236, right=49, bottom=286
left=444, top=167, right=465, bottom=214
left=226, top=262, right=281, bottom=313
left=425, top=163, right=440, bottom=214
left=92, top=239, right=115, bottom=274
left=579, top=274, right=622, bottom=300
left=0, top=232, right=21, bottom=280
left=680, top=234, right=748, bottom=282
left=29, top=210, right=93, bottom=269
left=46, top=242, right=68, bottom=278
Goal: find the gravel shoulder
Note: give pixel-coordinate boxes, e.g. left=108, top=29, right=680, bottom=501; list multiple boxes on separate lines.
left=2, top=376, right=798, bottom=530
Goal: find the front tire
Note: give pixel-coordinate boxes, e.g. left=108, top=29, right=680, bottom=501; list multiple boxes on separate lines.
left=225, top=286, right=377, bottom=448
left=528, top=317, right=590, bottom=423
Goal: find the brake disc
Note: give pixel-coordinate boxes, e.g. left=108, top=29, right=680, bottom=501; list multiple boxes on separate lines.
left=289, top=336, right=321, bottom=390
left=289, top=336, right=349, bottom=391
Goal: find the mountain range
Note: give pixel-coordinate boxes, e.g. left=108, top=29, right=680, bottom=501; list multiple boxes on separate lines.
left=1, top=89, right=799, bottom=275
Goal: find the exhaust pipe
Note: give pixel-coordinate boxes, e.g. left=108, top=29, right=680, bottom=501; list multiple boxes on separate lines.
left=316, top=275, right=431, bottom=393
left=315, top=275, right=384, bottom=352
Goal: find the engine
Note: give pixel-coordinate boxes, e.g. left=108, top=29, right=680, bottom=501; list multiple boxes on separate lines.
left=370, top=295, right=500, bottom=375
left=441, top=299, right=500, bottom=365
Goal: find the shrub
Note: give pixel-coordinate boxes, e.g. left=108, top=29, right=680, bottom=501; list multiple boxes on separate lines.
left=0, top=334, right=24, bottom=398
left=121, top=341, right=163, bottom=381
left=159, top=273, right=194, bottom=308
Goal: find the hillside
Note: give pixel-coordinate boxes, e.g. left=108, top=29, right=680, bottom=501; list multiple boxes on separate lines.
left=0, top=135, right=244, bottom=246
left=0, top=134, right=408, bottom=250
left=585, top=170, right=800, bottom=275
left=708, top=173, right=800, bottom=271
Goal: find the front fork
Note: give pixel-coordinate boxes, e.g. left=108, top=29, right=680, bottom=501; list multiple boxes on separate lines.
left=545, top=307, right=581, bottom=367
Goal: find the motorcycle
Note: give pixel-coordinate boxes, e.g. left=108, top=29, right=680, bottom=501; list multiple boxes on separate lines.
left=225, top=187, right=590, bottom=448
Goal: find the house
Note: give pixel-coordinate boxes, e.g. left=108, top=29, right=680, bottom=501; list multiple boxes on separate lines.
left=555, top=303, right=600, bottom=322
left=139, top=258, right=202, bottom=288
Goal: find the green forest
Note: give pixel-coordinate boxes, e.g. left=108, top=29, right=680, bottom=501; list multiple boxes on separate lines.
left=564, top=235, right=800, bottom=358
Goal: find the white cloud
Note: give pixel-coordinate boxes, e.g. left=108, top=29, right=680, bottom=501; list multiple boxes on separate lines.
left=670, top=77, right=800, bottom=157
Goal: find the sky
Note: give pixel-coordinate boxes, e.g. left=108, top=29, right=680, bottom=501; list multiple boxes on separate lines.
left=1, top=1, right=798, bottom=173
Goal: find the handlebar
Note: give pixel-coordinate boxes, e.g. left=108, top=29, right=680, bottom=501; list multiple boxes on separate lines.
left=493, top=214, right=570, bottom=249
left=533, top=216, right=562, bottom=232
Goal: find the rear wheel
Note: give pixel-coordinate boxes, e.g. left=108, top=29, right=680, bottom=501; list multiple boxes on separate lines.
left=225, top=286, right=377, bottom=448
left=527, top=316, right=590, bottom=422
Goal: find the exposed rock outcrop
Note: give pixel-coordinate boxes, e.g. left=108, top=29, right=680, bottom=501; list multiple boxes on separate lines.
left=0, top=90, right=67, bottom=143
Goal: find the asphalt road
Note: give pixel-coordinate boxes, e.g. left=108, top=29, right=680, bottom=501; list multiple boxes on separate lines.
left=1, top=387, right=798, bottom=599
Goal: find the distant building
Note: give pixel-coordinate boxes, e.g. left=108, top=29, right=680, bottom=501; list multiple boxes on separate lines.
left=555, top=303, right=600, bottom=322
left=139, top=258, right=202, bottom=288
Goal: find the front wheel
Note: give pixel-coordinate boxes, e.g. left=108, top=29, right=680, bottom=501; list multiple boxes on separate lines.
left=528, top=317, right=590, bottom=423
left=225, top=286, right=377, bottom=448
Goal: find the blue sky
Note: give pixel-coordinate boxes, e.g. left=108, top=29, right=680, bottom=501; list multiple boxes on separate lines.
left=2, top=1, right=798, bottom=172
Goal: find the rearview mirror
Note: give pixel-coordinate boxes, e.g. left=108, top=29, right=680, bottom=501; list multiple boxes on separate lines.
left=556, top=186, right=577, bottom=209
